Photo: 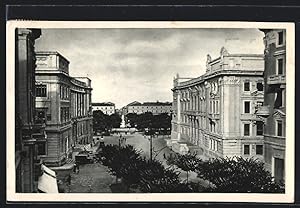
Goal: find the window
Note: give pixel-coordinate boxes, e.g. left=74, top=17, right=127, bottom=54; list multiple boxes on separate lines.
left=60, top=107, right=70, bottom=123
left=257, top=121, right=264, bottom=136
left=256, top=145, right=263, bottom=155
left=257, top=82, right=263, bottom=91
left=274, top=90, right=283, bottom=109
left=278, top=31, right=284, bottom=45
left=46, top=114, right=51, bottom=121
left=244, top=82, right=250, bottom=91
left=244, top=101, right=250, bottom=113
left=37, top=142, right=46, bottom=155
left=244, top=124, right=250, bottom=136
left=36, top=109, right=46, bottom=119
left=277, top=120, right=283, bottom=136
left=36, top=84, right=47, bottom=97
left=277, top=58, right=284, bottom=75
left=60, top=85, right=69, bottom=99
left=244, top=144, right=250, bottom=155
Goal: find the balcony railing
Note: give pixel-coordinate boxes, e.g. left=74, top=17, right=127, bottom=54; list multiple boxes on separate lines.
left=267, top=74, right=286, bottom=85
left=256, top=105, right=270, bottom=118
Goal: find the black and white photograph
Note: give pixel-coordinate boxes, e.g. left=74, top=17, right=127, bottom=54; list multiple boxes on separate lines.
left=6, top=21, right=295, bottom=202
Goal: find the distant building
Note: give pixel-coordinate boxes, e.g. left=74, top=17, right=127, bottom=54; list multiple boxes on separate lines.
left=92, top=102, right=116, bottom=115
left=123, top=101, right=172, bottom=115
left=258, top=29, right=286, bottom=183
left=35, top=51, right=93, bottom=167
left=15, top=28, right=45, bottom=192
left=170, top=47, right=265, bottom=160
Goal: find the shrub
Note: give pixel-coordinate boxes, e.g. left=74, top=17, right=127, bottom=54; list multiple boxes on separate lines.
left=195, top=156, right=284, bottom=193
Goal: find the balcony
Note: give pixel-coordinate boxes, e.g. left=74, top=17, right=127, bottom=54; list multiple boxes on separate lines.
left=267, top=74, right=286, bottom=85
left=34, top=117, right=46, bottom=129
left=32, top=132, right=46, bottom=141
left=256, top=105, right=270, bottom=118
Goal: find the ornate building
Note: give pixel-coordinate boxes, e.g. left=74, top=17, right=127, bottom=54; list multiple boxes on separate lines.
left=258, top=29, right=286, bottom=183
left=15, top=28, right=45, bottom=192
left=35, top=51, right=93, bottom=167
left=92, top=102, right=116, bottom=115
left=170, top=47, right=265, bottom=160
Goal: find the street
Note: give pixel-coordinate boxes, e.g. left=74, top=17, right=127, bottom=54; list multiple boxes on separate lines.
left=67, top=132, right=209, bottom=193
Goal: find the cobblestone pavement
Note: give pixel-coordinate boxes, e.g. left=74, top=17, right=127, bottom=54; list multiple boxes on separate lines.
left=68, top=163, right=115, bottom=193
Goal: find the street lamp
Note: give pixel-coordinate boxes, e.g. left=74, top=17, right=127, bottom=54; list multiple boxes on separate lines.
left=144, top=128, right=154, bottom=162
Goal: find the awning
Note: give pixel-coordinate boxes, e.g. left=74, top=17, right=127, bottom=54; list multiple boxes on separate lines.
left=38, top=164, right=59, bottom=193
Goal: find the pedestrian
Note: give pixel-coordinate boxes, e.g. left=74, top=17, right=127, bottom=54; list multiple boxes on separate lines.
left=73, top=163, right=77, bottom=173
left=163, top=153, right=166, bottom=159
left=74, top=163, right=79, bottom=174
left=67, top=175, right=71, bottom=185
left=76, top=164, right=80, bottom=173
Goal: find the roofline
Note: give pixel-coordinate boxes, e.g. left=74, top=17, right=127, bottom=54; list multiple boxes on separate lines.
left=36, top=51, right=70, bottom=64
left=73, top=77, right=92, bottom=81
left=208, top=54, right=264, bottom=64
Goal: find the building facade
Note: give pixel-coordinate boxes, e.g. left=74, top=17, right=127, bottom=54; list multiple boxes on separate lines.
left=15, top=28, right=45, bottom=192
left=124, top=101, right=172, bottom=115
left=257, top=29, right=286, bottom=183
left=170, top=47, right=265, bottom=160
left=35, top=51, right=93, bottom=167
left=92, top=102, right=116, bottom=115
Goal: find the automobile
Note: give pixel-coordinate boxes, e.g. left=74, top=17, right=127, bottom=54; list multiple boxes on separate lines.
left=101, top=131, right=110, bottom=136
left=75, top=151, right=95, bottom=164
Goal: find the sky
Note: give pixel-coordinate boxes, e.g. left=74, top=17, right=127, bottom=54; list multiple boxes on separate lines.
left=35, top=28, right=264, bottom=109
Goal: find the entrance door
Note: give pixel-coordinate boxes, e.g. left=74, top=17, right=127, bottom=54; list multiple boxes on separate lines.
left=274, top=158, right=284, bottom=183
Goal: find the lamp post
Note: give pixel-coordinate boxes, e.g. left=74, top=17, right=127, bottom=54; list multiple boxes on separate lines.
left=149, top=135, right=153, bottom=162
left=144, top=128, right=154, bottom=162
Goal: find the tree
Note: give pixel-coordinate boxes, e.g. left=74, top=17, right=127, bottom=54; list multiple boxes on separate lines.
left=93, top=111, right=121, bottom=133
left=138, top=159, right=181, bottom=193
left=195, top=156, right=284, bottom=193
left=126, top=113, right=138, bottom=128
left=166, top=152, right=200, bottom=183
left=93, top=110, right=109, bottom=133
left=152, top=113, right=171, bottom=134
left=108, top=113, right=122, bottom=128
left=98, top=144, right=184, bottom=193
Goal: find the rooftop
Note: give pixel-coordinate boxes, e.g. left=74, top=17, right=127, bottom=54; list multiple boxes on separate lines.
left=92, top=102, right=115, bottom=106
left=127, top=101, right=172, bottom=106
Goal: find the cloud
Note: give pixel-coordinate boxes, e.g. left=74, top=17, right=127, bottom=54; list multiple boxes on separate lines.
left=35, top=28, right=264, bottom=108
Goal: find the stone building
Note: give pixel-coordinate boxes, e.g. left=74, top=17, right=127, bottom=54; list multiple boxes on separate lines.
left=15, top=28, right=45, bottom=192
left=257, top=29, right=286, bottom=183
left=170, top=47, right=265, bottom=160
left=35, top=51, right=93, bottom=167
left=124, top=101, right=172, bottom=115
left=92, top=102, right=116, bottom=115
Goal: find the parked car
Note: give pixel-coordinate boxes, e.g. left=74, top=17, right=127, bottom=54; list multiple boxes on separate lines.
left=75, top=151, right=95, bottom=164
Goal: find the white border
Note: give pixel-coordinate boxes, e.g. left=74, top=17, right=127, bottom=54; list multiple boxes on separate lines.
left=6, top=21, right=295, bottom=203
